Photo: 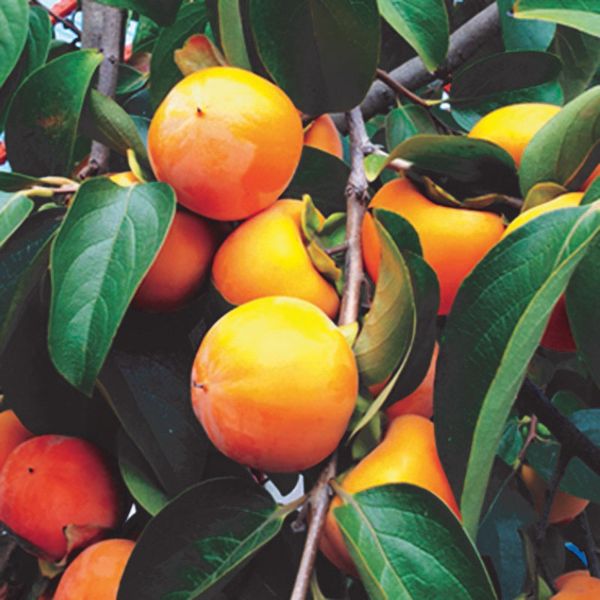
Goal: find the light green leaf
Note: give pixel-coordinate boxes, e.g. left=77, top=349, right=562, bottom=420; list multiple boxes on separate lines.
left=514, top=0, right=600, bottom=38
left=0, top=0, right=29, bottom=88
left=0, top=192, right=33, bottom=247
left=218, top=0, right=252, bottom=69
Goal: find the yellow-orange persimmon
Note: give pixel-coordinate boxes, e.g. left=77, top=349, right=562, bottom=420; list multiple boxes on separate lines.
left=191, top=297, right=358, bottom=473
left=320, top=415, right=460, bottom=575
left=0, top=411, right=32, bottom=471
left=468, top=103, right=561, bottom=167
left=385, top=344, right=438, bottom=420
left=54, top=539, right=134, bottom=600
left=362, top=178, right=505, bottom=314
left=503, top=192, right=583, bottom=352
left=521, top=465, right=588, bottom=525
left=553, top=571, right=600, bottom=599
left=148, top=66, right=303, bottom=221
left=0, top=436, right=123, bottom=561
left=211, top=200, right=339, bottom=318
left=304, top=115, right=343, bottom=159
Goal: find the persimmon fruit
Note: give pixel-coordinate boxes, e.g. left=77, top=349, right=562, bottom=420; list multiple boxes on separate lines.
left=148, top=66, right=303, bottom=221
left=553, top=570, right=600, bottom=599
left=0, top=410, right=32, bottom=471
left=0, top=436, right=123, bottom=561
left=362, top=177, right=505, bottom=314
left=54, top=538, right=134, bottom=600
left=320, top=415, right=460, bottom=575
left=211, top=200, right=339, bottom=318
left=191, top=296, right=358, bottom=473
left=304, top=115, right=343, bottom=159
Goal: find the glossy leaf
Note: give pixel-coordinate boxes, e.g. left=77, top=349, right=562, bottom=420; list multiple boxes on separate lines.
left=334, top=484, right=496, bottom=600
left=0, top=172, right=41, bottom=192
left=5, top=50, right=102, bottom=176
left=435, top=203, right=600, bottom=537
left=385, top=105, right=437, bottom=150
left=497, top=0, right=555, bottom=51
left=0, top=0, right=29, bottom=88
left=0, top=192, right=33, bottom=247
left=249, top=0, right=380, bottom=114
left=513, top=0, right=600, bottom=38
left=96, top=0, right=183, bottom=26
left=520, top=86, right=600, bottom=194
left=118, top=478, right=290, bottom=599
left=378, top=0, right=449, bottom=72
left=218, top=0, right=252, bottom=69
left=116, top=64, right=148, bottom=97
left=49, top=179, right=176, bottom=394
left=150, top=2, right=210, bottom=107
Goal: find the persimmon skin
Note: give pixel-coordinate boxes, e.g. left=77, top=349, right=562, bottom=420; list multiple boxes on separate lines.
left=0, top=411, right=32, bottom=471
left=148, top=66, right=303, bottom=221
left=320, top=415, right=460, bottom=575
left=211, top=200, right=339, bottom=318
left=362, top=178, right=505, bottom=314
left=468, top=103, right=561, bottom=167
left=132, top=210, right=221, bottom=312
left=304, top=115, right=343, bottom=159
left=521, top=465, right=588, bottom=525
left=385, top=344, right=438, bottom=420
left=54, top=539, right=134, bottom=600
left=191, top=297, right=358, bottom=473
left=0, top=436, right=123, bottom=561
left=552, top=571, right=600, bottom=599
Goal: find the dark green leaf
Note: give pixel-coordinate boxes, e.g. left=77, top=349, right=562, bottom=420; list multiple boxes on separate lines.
left=132, top=15, right=160, bottom=53
left=497, top=0, right=555, bottom=51
left=520, top=86, right=600, bottom=194
left=334, top=484, right=496, bottom=600
left=150, top=2, right=210, bottom=108
left=218, top=0, right=252, bottom=69
left=249, top=0, right=380, bottom=114
left=5, top=50, right=102, bottom=176
left=49, top=179, right=176, bottom=394
left=378, top=0, right=449, bottom=72
left=435, top=204, right=600, bottom=537
left=0, top=0, right=29, bottom=88
left=385, top=105, right=437, bottom=149
left=285, top=147, right=350, bottom=215
left=0, top=192, right=33, bottom=247
left=116, top=64, right=148, bottom=97
left=513, top=0, right=600, bottom=38
left=0, top=172, right=42, bottom=192
left=118, top=478, right=290, bottom=600
left=96, top=0, right=183, bottom=26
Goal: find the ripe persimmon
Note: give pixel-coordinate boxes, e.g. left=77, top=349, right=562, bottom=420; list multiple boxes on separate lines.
left=148, top=66, right=303, bottom=221
left=0, top=411, right=32, bottom=471
left=553, top=571, right=600, bottom=598
left=211, top=200, right=339, bottom=318
left=0, top=436, right=123, bottom=561
left=320, top=415, right=460, bottom=575
left=362, top=177, right=505, bottom=314
left=191, top=297, right=358, bottom=472
left=468, top=103, right=561, bottom=167
left=304, top=115, right=343, bottom=159
left=54, top=539, right=134, bottom=600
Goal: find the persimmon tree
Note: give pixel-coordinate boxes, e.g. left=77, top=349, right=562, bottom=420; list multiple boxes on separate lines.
left=0, top=1, right=600, bottom=599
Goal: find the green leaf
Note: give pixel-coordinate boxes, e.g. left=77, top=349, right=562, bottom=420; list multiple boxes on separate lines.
left=150, top=2, right=210, bottom=108
left=0, top=0, right=29, bottom=88
left=385, top=105, right=437, bottom=149
left=218, top=0, right=252, bottom=69
left=96, top=0, right=183, bottom=26
left=520, top=86, right=600, bottom=195
left=116, top=64, right=148, bottom=97
left=0, top=192, right=33, bottom=247
left=285, top=147, right=350, bottom=215
left=249, top=0, right=380, bottom=114
left=132, top=15, right=160, bottom=53
left=118, top=478, right=290, bottom=600
left=378, top=0, right=449, bottom=72
left=567, top=241, right=600, bottom=389
left=334, top=484, right=497, bottom=600
left=513, top=0, right=600, bottom=38
left=5, top=50, right=102, bottom=176
left=0, top=172, right=42, bottom=192
left=497, top=0, right=555, bottom=51
left=49, top=179, right=176, bottom=394
left=118, top=431, right=169, bottom=516
left=435, top=203, right=600, bottom=537
left=0, top=208, right=62, bottom=355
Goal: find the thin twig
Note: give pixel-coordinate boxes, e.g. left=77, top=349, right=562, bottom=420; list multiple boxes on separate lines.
left=375, top=68, right=431, bottom=109
left=324, top=242, right=348, bottom=257
left=31, top=0, right=82, bottom=39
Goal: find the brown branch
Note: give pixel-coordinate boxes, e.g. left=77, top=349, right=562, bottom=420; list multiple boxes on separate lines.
left=80, top=0, right=125, bottom=178
left=290, top=107, right=371, bottom=600
left=333, top=3, right=500, bottom=131
left=375, top=68, right=430, bottom=109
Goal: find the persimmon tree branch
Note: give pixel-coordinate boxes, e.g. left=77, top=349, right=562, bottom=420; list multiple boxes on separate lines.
left=80, top=0, right=124, bottom=177
left=290, top=107, right=371, bottom=600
